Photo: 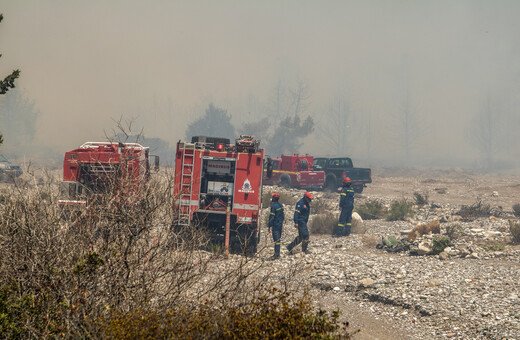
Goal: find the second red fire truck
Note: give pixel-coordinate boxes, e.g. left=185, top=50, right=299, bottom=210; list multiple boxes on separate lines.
left=263, top=154, right=325, bottom=190
left=173, top=135, right=264, bottom=255
left=58, top=141, right=159, bottom=216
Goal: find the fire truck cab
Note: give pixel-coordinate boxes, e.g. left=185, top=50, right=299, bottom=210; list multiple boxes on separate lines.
left=58, top=142, right=159, bottom=212
left=263, top=154, right=325, bottom=189
left=174, top=135, right=264, bottom=255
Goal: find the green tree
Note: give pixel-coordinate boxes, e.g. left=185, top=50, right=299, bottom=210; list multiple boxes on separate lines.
left=267, top=115, right=314, bottom=156
left=0, top=89, right=39, bottom=153
left=185, top=103, right=235, bottom=141
left=0, top=13, right=21, bottom=146
left=240, top=117, right=270, bottom=144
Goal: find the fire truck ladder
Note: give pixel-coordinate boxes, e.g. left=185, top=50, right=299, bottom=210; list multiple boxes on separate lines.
left=178, top=143, right=196, bottom=226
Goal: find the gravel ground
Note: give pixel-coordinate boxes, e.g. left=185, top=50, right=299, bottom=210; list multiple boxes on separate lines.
left=246, top=170, right=520, bottom=339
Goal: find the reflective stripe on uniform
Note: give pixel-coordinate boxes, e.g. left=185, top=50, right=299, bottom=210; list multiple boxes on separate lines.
left=295, top=210, right=300, bottom=213
left=341, top=193, right=346, bottom=196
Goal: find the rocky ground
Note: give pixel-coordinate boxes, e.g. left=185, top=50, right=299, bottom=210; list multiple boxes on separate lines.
left=250, top=168, right=520, bottom=339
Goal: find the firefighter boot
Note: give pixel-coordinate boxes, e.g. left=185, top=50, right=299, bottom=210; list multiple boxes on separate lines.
left=334, top=224, right=345, bottom=237
left=344, top=223, right=352, bottom=237
left=286, top=244, right=295, bottom=255
left=274, top=242, right=281, bottom=258
left=302, top=240, right=311, bottom=254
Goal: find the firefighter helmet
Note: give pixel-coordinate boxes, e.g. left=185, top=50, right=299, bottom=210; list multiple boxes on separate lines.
left=271, top=192, right=280, bottom=199
left=343, top=177, right=351, bottom=184
left=304, top=192, right=314, bottom=200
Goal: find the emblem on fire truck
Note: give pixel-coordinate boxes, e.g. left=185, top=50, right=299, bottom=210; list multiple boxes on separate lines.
left=239, top=178, right=254, bottom=193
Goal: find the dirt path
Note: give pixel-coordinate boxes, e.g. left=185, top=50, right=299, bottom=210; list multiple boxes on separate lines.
left=314, top=290, right=414, bottom=340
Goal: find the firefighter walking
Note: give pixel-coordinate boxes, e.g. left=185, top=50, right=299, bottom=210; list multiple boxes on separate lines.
left=286, top=192, right=314, bottom=254
left=337, top=177, right=355, bottom=237
left=268, top=193, right=284, bottom=260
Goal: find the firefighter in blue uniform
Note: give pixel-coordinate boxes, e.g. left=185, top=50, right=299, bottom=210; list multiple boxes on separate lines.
left=286, top=192, right=314, bottom=254
left=268, top=192, right=284, bottom=260
left=337, top=177, right=355, bottom=236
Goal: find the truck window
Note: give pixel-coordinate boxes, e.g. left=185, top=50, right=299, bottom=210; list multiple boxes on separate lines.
left=312, top=158, right=326, bottom=169
left=272, top=160, right=280, bottom=170
left=328, top=159, right=343, bottom=168
left=328, top=158, right=352, bottom=168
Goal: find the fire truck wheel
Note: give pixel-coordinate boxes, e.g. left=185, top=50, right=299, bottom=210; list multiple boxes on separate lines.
left=279, top=174, right=291, bottom=188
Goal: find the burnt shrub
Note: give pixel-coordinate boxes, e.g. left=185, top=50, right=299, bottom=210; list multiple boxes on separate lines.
left=310, top=214, right=338, bottom=235
left=311, top=198, right=332, bottom=215
left=445, top=223, right=465, bottom=240
left=96, top=291, right=351, bottom=339
left=355, top=200, right=384, bottom=220
left=512, top=204, right=520, bottom=217
left=386, top=200, right=414, bottom=221
left=508, top=220, right=520, bottom=244
left=413, top=192, right=429, bottom=206
left=456, top=201, right=491, bottom=221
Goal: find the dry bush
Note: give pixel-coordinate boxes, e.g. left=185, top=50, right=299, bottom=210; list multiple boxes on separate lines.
left=96, top=289, right=351, bottom=339
left=312, top=198, right=332, bottom=215
left=445, top=223, right=465, bottom=240
left=456, top=201, right=491, bottom=221
left=509, top=220, right=520, bottom=244
left=408, top=220, right=441, bottom=241
left=478, top=241, right=505, bottom=252
left=0, top=167, right=313, bottom=338
left=413, top=191, right=429, bottom=206
left=310, top=214, right=338, bottom=235
left=262, top=190, right=298, bottom=207
left=386, top=199, right=414, bottom=221
left=512, top=204, right=520, bottom=217
left=355, top=200, right=385, bottom=220
left=431, top=235, right=451, bottom=255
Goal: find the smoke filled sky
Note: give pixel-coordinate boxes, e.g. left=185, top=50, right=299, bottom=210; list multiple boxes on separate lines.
left=1, top=1, right=519, bottom=167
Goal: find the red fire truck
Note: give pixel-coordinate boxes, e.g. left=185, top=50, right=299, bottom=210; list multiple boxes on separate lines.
left=173, top=135, right=264, bottom=254
left=58, top=142, right=159, bottom=213
left=263, top=154, right=325, bottom=189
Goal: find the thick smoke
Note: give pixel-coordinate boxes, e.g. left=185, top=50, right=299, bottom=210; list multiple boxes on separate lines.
left=1, top=1, right=519, bottom=170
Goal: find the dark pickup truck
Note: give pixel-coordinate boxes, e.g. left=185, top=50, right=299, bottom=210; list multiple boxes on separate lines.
left=0, top=153, right=23, bottom=181
left=312, top=157, right=371, bottom=193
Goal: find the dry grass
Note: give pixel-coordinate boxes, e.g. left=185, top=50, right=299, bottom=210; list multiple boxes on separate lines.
left=509, top=220, right=520, bottom=244
left=310, top=214, right=338, bottom=235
